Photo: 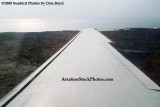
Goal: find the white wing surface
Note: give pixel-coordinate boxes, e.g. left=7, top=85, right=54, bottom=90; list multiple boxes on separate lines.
left=0, top=29, right=160, bottom=107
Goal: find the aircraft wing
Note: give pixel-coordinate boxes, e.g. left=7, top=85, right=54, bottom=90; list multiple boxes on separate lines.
left=0, top=29, right=160, bottom=107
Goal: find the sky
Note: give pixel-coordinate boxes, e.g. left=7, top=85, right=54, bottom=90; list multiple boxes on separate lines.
left=0, top=0, right=160, bottom=19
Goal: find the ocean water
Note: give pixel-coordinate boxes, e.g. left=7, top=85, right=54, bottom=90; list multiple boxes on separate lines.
left=0, top=18, right=160, bottom=32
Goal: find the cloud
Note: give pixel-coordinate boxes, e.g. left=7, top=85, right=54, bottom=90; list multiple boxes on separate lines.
left=0, top=0, right=160, bottom=19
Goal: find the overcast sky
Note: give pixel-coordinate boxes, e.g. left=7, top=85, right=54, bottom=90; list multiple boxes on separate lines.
left=0, top=0, right=160, bottom=19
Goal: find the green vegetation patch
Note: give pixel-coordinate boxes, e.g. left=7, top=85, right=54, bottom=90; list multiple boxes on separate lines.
left=0, top=32, right=16, bottom=47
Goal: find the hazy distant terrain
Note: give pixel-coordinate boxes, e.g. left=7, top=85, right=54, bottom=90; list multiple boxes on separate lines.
left=0, top=28, right=160, bottom=99
left=101, top=28, right=160, bottom=86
